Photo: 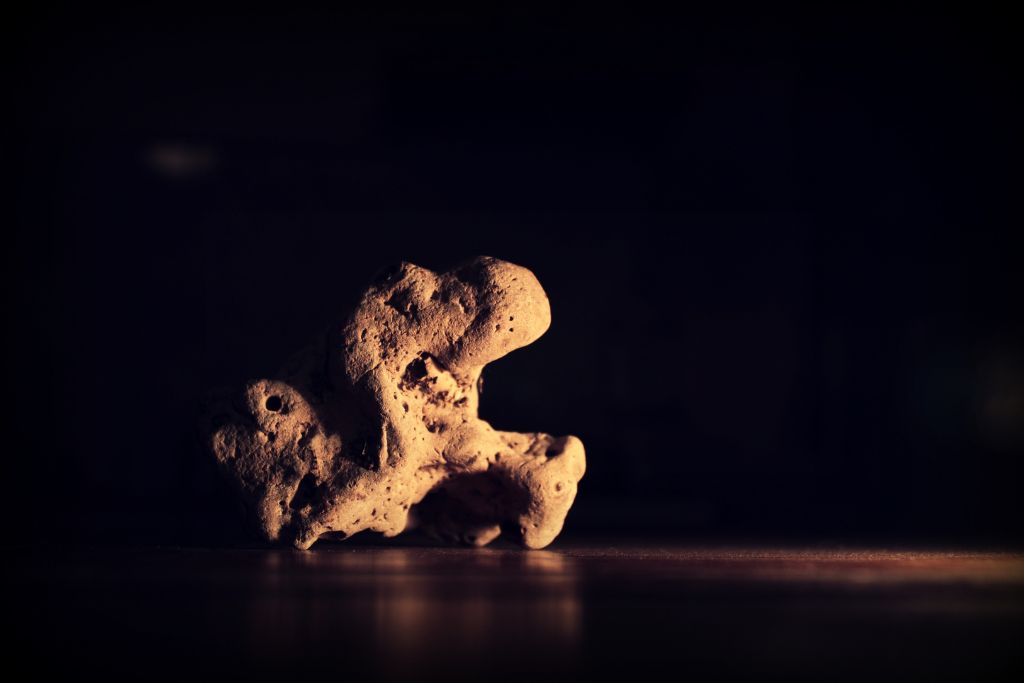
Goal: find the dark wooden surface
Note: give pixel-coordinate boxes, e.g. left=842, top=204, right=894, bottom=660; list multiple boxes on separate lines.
left=16, top=541, right=1024, bottom=680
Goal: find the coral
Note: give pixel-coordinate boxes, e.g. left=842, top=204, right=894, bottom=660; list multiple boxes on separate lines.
left=204, top=256, right=585, bottom=549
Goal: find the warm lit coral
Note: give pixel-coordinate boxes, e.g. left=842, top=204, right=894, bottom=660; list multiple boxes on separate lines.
left=205, top=257, right=585, bottom=549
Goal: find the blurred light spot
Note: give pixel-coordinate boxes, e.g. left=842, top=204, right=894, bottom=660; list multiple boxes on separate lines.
left=976, top=349, right=1024, bottom=449
left=145, top=142, right=218, bottom=179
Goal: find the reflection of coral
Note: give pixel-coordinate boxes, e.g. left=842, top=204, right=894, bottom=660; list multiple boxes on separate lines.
left=251, top=547, right=581, bottom=676
left=204, top=257, right=585, bottom=549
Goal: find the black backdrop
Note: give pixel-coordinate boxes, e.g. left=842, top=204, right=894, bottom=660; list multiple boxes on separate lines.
left=10, top=7, right=1022, bottom=546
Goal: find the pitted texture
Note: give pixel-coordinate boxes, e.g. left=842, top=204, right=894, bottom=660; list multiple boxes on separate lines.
left=205, top=257, right=586, bottom=549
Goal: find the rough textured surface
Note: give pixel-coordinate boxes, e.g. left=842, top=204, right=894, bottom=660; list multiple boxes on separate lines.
left=204, top=256, right=586, bottom=549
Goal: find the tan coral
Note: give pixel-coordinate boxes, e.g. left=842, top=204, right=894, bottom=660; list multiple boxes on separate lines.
left=204, top=256, right=586, bottom=549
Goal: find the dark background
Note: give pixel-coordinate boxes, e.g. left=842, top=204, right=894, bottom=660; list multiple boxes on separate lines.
left=9, top=6, right=1022, bottom=547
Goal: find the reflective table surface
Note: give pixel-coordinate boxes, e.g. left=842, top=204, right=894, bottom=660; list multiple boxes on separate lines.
left=17, top=540, right=1024, bottom=680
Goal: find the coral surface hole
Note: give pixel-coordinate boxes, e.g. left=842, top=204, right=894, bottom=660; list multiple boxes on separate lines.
left=289, top=474, right=318, bottom=510
left=265, top=395, right=283, bottom=412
